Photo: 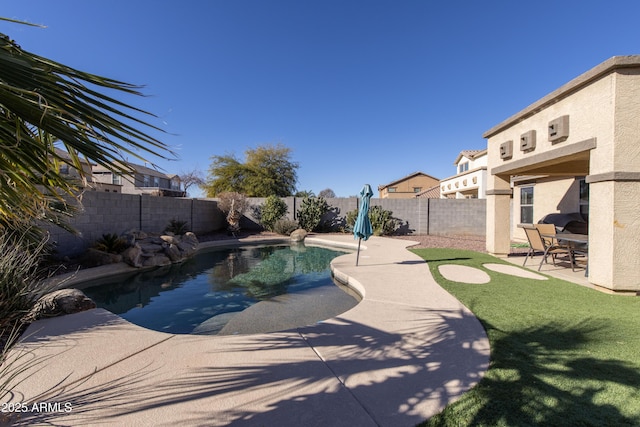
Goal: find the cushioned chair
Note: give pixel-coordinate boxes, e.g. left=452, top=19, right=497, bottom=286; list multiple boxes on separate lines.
left=522, top=225, right=575, bottom=271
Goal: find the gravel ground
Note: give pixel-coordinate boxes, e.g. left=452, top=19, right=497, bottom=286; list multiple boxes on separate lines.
left=389, top=234, right=487, bottom=252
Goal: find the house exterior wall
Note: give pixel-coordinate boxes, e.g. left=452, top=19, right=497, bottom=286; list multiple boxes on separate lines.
left=484, top=56, right=640, bottom=293
left=440, top=167, right=487, bottom=199
left=440, top=152, right=488, bottom=199
left=379, top=175, right=440, bottom=198
left=511, top=177, right=582, bottom=242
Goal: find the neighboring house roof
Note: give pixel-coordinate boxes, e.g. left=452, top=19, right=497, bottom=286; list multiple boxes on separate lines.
left=415, top=184, right=441, bottom=199
left=54, top=148, right=95, bottom=166
left=93, top=160, right=175, bottom=179
left=378, top=171, right=440, bottom=190
left=453, top=149, right=487, bottom=165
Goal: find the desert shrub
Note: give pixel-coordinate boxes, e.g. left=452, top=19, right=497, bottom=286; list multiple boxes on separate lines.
left=296, top=196, right=329, bottom=232
left=0, top=232, right=52, bottom=352
left=94, top=233, right=128, bottom=254
left=218, top=192, right=250, bottom=233
left=369, top=205, right=399, bottom=235
left=273, top=219, right=299, bottom=235
left=165, top=218, right=189, bottom=235
left=344, top=209, right=358, bottom=232
left=345, top=205, right=398, bottom=236
left=260, top=196, right=288, bottom=231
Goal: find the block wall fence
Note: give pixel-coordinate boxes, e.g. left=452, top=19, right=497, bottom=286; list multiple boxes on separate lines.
left=45, top=192, right=486, bottom=256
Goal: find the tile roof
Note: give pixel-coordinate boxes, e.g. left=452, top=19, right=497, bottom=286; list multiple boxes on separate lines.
left=415, top=184, right=441, bottom=199
left=454, top=149, right=487, bottom=165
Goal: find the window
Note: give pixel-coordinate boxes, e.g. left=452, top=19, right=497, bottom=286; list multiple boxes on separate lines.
left=153, top=176, right=160, bottom=187
left=579, top=178, right=589, bottom=219
left=520, top=186, right=534, bottom=223
left=59, top=164, right=69, bottom=175
left=458, top=162, right=469, bottom=174
left=413, top=187, right=422, bottom=193
left=388, top=187, right=397, bottom=193
left=143, top=175, right=150, bottom=187
left=112, top=174, right=121, bottom=185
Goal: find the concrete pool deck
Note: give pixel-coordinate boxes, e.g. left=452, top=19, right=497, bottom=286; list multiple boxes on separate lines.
left=5, top=235, right=490, bottom=426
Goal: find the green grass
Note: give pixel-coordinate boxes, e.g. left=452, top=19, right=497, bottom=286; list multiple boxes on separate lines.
left=412, top=248, right=640, bottom=427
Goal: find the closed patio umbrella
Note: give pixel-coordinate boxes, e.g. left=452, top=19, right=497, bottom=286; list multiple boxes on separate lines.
left=353, top=184, right=373, bottom=266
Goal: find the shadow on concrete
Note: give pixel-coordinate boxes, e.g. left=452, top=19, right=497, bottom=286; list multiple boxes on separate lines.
left=9, top=308, right=488, bottom=426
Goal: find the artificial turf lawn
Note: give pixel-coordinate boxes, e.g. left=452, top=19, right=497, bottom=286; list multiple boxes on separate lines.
left=411, top=248, right=640, bottom=427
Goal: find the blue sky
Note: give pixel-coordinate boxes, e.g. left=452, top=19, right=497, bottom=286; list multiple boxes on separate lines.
left=3, top=1, right=640, bottom=197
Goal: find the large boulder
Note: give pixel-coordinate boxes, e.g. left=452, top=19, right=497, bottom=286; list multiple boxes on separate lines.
left=122, top=244, right=143, bottom=268
left=290, top=229, right=308, bottom=242
left=78, top=248, right=122, bottom=267
left=23, top=289, right=96, bottom=323
left=119, top=231, right=200, bottom=268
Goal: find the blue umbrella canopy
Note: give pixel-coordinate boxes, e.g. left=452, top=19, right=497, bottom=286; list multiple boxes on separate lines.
left=353, top=184, right=374, bottom=241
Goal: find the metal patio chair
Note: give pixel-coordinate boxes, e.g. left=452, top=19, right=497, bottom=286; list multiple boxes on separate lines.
left=522, top=224, right=575, bottom=271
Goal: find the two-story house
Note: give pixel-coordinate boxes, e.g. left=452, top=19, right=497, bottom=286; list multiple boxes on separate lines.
left=378, top=172, right=440, bottom=199
left=92, top=161, right=185, bottom=197
left=439, top=149, right=488, bottom=199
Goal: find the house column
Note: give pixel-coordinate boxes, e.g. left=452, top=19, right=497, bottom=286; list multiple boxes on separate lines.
left=586, top=175, right=640, bottom=293
left=486, top=174, right=512, bottom=255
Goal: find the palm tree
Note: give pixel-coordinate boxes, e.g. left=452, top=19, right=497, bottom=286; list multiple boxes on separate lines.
left=0, top=22, right=175, bottom=237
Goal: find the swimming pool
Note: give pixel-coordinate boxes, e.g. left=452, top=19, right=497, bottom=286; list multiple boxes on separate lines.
left=82, top=243, right=359, bottom=335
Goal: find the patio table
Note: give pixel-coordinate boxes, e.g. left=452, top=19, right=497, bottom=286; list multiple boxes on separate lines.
left=541, top=232, right=588, bottom=275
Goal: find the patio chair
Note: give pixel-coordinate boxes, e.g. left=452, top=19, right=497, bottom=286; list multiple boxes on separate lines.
left=535, top=223, right=557, bottom=246
left=522, top=225, right=575, bottom=271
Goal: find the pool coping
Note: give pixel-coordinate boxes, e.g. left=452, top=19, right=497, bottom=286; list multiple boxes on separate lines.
left=8, top=234, right=490, bottom=426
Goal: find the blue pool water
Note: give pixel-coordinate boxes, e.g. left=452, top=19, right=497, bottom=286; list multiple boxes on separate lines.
left=82, top=244, right=358, bottom=335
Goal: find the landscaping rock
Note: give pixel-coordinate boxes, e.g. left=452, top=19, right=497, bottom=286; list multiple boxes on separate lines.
left=165, top=244, right=182, bottom=263
left=142, top=253, right=172, bottom=268
left=290, top=229, right=307, bottom=242
left=79, top=248, right=122, bottom=267
left=122, top=230, right=199, bottom=268
left=23, top=289, right=96, bottom=322
left=122, top=244, right=143, bottom=268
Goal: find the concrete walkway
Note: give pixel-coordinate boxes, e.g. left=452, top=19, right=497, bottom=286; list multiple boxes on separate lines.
left=5, top=235, right=490, bottom=427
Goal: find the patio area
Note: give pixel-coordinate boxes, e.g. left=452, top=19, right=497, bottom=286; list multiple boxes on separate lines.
left=500, top=252, right=591, bottom=290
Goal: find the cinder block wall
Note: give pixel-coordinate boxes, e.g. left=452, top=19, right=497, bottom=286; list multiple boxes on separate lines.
left=45, top=192, right=224, bottom=256
left=45, top=193, right=486, bottom=256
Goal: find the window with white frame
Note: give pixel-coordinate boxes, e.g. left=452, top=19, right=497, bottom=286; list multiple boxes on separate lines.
left=143, top=174, right=150, bottom=187
left=112, top=174, right=121, bottom=185
left=458, top=162, right=469, bottom=173
left=520, top=186, right=534, bottom=223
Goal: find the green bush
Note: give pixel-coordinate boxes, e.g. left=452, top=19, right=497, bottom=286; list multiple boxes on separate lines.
left=345, top=205, right=398, bottom=236
left=94, top=233, right=128, bottom=254
left=273, top=219, right=299, bottom=235
left=260, top=196, right=288, bottom=231
left=165, top=218, right=189, bottom=235
left=296, top=196, right=329, bottom=232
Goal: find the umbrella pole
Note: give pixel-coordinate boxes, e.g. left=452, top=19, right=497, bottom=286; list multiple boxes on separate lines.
left=356, top=238, right=362, bottom=266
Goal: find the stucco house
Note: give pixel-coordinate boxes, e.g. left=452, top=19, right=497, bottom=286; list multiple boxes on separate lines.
left=378, top=172, right=440, bottom=199
left=92, top=162, right=185, bottom=197
left=440, top=149, right=488, bottom=199
left=484, top=55, right=640, bottom=295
